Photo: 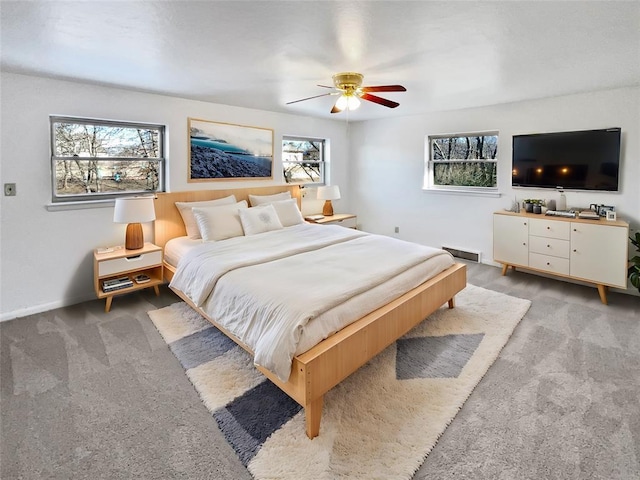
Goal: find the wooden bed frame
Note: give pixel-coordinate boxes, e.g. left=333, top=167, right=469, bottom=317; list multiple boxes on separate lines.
left=154, top=185, right=467, bottom=439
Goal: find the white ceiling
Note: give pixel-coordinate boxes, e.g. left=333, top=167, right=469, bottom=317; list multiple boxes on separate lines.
left=2, top=1, right=639, bottom=121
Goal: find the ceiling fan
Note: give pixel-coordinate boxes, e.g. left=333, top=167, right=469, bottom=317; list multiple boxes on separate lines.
left=286, top=72, right=406, bottom=114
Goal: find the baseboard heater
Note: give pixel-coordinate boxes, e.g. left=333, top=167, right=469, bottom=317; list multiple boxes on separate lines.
left=442, top=246, right=482, bottom=263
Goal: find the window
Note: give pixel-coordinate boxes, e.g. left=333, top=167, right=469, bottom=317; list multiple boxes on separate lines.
left=282, top=137, right=325, bottom=185
left=425, top=132, right=498, bottom=192
left=50, top=116, right=165, bottom=203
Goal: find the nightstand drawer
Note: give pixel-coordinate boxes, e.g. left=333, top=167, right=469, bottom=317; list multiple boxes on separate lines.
left=98, top=250, right=162, bottom=276
left=323, top=217, right=357, bottom=228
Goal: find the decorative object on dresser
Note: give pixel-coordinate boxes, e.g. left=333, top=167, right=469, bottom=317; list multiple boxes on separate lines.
left=316, top=185, right=340, bottom=216
left=113, top=196, right=156, bottom=250
left=148, top=284, right=530, bottom=480
left=493, top=210, right=629, bottom=304
left=589, top=203, right=616, bottom=217
left=522, top=199, right=544, bottom=213
left=557, top=190, right=567, bottom=210
left=94, top=243, right=164, bottom=312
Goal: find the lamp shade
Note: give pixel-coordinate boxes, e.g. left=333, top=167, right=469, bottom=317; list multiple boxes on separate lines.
left=113, top=196, right=156, bottom=224
left=317, top=185, right=341, bottom=201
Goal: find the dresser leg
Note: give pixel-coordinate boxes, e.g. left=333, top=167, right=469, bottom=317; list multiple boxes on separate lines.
left=105, top=296, right=113, bottom=313
left=501, top=264, right=509, bottom=276
left=597, top=284, right=608, bottom=305
left=153, top=285, right=160, bottom=296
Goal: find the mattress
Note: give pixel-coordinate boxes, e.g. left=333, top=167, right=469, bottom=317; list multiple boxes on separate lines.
left=169, top=223, right=455, bottom=381
left=164, top=236, right=201, bottom=268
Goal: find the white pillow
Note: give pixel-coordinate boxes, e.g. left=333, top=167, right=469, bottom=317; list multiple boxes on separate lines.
left=269, top=198, right=304, bottom=227
left=239, top=204, right=284, bottom=236
left=248, top=191, right=291, bottom=206
left=192, top=200, right=248, bottom=242
left=175, top=195, right=237, bottom=239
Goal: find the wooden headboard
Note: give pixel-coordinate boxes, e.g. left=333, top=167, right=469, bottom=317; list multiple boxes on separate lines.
left=153, top=185, right=301, bottom=248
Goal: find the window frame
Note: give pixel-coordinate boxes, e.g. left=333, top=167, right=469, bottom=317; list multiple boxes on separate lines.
left=424, top=131, right=499, bottom=195
left=282, top=136, right=326, bottom=186
left=49, top=115, right=166, bottom=204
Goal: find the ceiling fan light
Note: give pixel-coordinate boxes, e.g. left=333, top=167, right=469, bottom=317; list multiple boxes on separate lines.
left=335, top=94, right=361, bottom=112
left=335, top=95, right=349, bottom=111
left=347, top=95, right=361, bottom=110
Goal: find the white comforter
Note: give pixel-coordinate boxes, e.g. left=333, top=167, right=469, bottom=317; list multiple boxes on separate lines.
left=170, top=223, right=453, bottom=381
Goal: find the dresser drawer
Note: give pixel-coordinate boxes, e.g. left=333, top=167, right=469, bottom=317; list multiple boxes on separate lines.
left=529, top=252, right=570, bottom=275
left=529, top=218, right=571, bottom=240
left=323, top=217, right=357, bottom=228
left=98, top=250, right=163, bottom=276
left=529, top=236, right=570, bottom=258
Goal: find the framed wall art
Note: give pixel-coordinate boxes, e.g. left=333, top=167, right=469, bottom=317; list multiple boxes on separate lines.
left=188, top=118, right=274, bottom=181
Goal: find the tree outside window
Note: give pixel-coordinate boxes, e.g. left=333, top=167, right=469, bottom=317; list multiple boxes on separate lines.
left=425, top=133, right=498, bottom=191
left=282, top=137, right=325, bottom=185
left=50, top=116, right=165, bottom=202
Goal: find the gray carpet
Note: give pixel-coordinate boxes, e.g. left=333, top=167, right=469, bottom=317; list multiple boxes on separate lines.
left=2, top=262, right=639, bottom=479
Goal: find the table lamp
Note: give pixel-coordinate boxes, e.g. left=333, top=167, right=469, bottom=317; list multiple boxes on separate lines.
left=317, top=185, right=340, bottom=216
left=113, top=196, right=156, bottom=250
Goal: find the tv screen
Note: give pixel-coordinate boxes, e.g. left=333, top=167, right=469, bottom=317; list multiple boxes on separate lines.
left=512, top=128, right=621, bottom=191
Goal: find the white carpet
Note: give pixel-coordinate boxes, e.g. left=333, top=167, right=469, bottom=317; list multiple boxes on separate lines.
left=149, top=284, right=531, bottom=480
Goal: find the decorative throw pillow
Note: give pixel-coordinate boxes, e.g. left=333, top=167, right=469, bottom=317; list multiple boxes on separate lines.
left=175, top=195, right=237, bottom=239
left=269, top=198, right=305, bottom=227
left=239, top=204, right=284, bottom=236
left=248, top=191, right=291, bottom=207
left=192, top=200, right=248, bottom=242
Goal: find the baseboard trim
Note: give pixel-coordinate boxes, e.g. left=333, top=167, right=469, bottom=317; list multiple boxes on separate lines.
left=0, top=293, right=96, bottom=322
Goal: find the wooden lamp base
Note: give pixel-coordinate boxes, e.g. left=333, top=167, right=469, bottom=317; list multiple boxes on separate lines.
left=322, top=200, right=334, bottom=216
left=125, top=223, right=144, bottom=250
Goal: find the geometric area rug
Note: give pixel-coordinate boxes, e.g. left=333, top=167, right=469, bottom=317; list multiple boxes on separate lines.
left=148, top=284, right=531, bottom=480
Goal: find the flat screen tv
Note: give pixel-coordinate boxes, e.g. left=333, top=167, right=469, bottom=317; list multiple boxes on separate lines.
left=512, top=127, right=621, bottom=191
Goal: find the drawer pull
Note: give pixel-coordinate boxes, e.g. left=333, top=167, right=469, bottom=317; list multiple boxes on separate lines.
left=547, top=226, right=550, bottom=230
left=546, top=262, right=550, bottom=266
left=126, top=255, right=142, bottom=261
left=547, top=244, right=550, bottom=248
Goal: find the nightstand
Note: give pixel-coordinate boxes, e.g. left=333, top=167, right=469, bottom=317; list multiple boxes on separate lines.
left=307, top=213, right=357, bottom=228
left=93, top=242, right=164, bottom=312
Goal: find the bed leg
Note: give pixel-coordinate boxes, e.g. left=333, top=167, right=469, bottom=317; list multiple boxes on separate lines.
left=448, top=297, right=455, bottom=309
left=305, top=396, right=324, bottom=439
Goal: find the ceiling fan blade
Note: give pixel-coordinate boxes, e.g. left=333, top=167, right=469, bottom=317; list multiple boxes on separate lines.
left=361, top=85, right=407, bottom=93
left=317, top=84, right=336, bottom=89
left=360, top=93, right=400, bottom=108
left=330, top=103, right=342, bottom=114
left=286, top=92, right=335, bottom=105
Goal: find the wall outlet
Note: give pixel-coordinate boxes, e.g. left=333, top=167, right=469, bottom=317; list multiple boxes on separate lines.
left=4, top=183, right=16, bottom=196
left=394, top=226, right=400, bottom=233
